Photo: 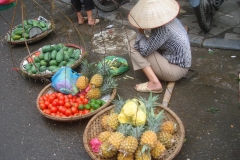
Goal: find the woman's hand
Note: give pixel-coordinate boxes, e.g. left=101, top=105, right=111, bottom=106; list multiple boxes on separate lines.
left=138, top=29, right=144, bottom=34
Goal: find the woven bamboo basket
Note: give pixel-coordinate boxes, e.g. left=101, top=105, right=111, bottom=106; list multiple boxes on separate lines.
left=36, top=84, right=117, bottom=122
left=5, top=18, right=53, bottom=45
left=83, top=105, right=185, bottom=160
left=20, top=43, right=86, bottom=79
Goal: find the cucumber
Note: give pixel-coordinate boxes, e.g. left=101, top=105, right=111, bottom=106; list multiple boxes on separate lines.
left=14, top=28, right=23, bottom=35
left=23, top=20, right=28, bottom=26
left=39, top=21, right=46, bottom=28
left=22, top=33, right=29, bottom=39
left=17, top=24, right=23, bottom=28
left=23, top=64, right=32, bottom=71
left=39, top=66, right=47, bottom=72
left=34, top=56, right=40, bottom=63
left=44, top=52, right=51, bottom=62
left=38, top=53, right=44, bottom=60
left=42, top=45, right=51, bottom=53
left=12, top=35, right=22, bottom=40
left=52, top=67, right=60, bottom=72
left=49, top=60, right=57, bottom=66
left=48, top=66, right=58, bottom=72
left=66, top=61, right=75, bottom=67
left=31, top=65, right=37, bottom=74
left=27, top=19, right=33, bottom=25
left=67, top=47, right=74, bottom=54
left=64, top=54, right=70, bottom=61
left=58, top=61, right=67, bottom=67
left=40, top=60, right=47, bottom=66
left=51, top=50, right=57, bottom=60
left=63, top=46, right=68, bottom=51
left=56, top=50, right=64, bottom=63
left=73, top=49, right=81, bottom=60
left=32, top=20, right=39, bottom=27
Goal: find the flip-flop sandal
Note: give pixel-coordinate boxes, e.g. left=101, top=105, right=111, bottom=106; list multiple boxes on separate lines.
left=78, top=17, right=88, bottom=25
left=135, top=82, right=163, bottom=93
left=88, top=19, right=100, bottom=27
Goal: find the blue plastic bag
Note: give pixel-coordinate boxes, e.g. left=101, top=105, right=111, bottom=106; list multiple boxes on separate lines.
left=51, top=67, right=80, bottom=95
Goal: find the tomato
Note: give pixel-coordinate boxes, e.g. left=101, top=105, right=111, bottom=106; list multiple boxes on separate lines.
left=71, top=107, right=78, bottom=114
left=51, top=113, right=56, bottom=116
left=48, top=96, right=55, bottom=103
left=52, top=100, right=58, bottom=107
left=68, top=94, right=73, bottom=99
left=64, top=102, right=71, bottom=108
left=80, top=95, right=85, bottom=100
left=44, top=101, right=50, bottom=108
left=65, top=108, right=72, bottom=116
left=58, top=100, right=64, bottom=106
left=82, top=109, right=90, bottom=114
left=39, top=103, right=46, bottom=110
left=83, top=98, right=88, bottom=105
left=78, top=110, right=83, bottom=115
left=50, top=106, right=58, bottom=113
left=78, top=104, right=84, bottom=110
left=44, top=109, right=51, bottom=115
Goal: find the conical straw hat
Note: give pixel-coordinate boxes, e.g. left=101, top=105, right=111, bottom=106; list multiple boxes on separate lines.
left=128, top=0, right=180, bottom=29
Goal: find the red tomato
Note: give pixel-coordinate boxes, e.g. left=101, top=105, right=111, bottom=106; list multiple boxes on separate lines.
left=82, top=109, right=90, bottom=114
left=48, top=96, right=55, bottom=103
left=80, top=95, right=85, bottom=101
left=50, top=113, right=56, bottom=116
left=78, top=110, right=83, bottom=115
left=68, top=94, right=73, bottom=99
left=39, top=103, right=46, bottom=110
left=50, top=106, right=58, bottom=113
left=71, top=107, right=78, bottom=114
left=64, top=102, right=71, bottom=108
left=65, top=108, right=72, bottom=116
left=52, top=100, right=58, bottom=107
left=44, top=109, right=51, bottom=115
left=44, top=101, right=50, bottom=108
left=83, top=98, right=88, bottom=105
left=58, top=100, right=64, bottom=106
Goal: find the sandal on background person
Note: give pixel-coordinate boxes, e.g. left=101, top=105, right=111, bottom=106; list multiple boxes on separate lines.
left=78, top=17, right=88, bottom=25
left=88, top=19, right=100, bottom=26
left=135, top=82, right=163, bottom=93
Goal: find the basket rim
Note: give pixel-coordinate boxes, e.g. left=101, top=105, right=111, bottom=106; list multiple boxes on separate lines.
left=36, top=84, right=117, bottom=122
left=5, top=18, right=53, bottom=45
left=20, top=43, right=86, bottom=78
left=83, top=105, right=185, bottom=160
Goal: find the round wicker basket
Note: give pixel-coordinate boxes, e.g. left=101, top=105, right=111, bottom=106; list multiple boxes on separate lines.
left=83, top=105, right=185, bottom=160
left=20, top=43, right=86, bottom=79
left=36, top=84, right=117, bottom=122
left=5, top=19, right=53, bottom=45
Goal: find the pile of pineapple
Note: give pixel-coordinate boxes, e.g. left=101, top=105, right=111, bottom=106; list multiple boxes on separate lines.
left=89, top=93, right=178, bottom=160
left=76, top=60, right=117, bottom=99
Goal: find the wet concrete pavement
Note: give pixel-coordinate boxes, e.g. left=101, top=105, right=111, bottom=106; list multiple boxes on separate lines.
left=0, top=0, right=240, bottom=160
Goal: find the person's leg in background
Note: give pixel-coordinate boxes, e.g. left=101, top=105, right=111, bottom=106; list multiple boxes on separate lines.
left=71, top=0, right=87, bottom=24
left=84, top=0, right=100, bottom=26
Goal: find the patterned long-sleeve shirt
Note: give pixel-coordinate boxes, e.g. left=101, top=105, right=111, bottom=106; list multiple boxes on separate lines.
left=134, top=18, right=192, bottom=68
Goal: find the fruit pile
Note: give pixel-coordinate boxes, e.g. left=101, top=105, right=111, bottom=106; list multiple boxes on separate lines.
left=38, top=91, right=106, bottom=117
left=22, top=44, right=82, bottom=74
left=89, top=93, right=178, bottom=160
left=8, top=18, right=50, bottom=41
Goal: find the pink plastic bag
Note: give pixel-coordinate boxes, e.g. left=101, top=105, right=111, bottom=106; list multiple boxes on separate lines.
left=0, top=0, right=15, bottom=5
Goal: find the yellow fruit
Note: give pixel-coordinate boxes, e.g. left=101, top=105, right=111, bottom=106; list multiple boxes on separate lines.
left=118, top=113, right=132, bottom=124
left=108, top=132, right=125, bottom=150
left=99, top=141, right=117, bottom=158
left=86, top=88, right=101, bottom=99
left=119, top=136, right=138, bottom=155
left=90, top=74, right=103, bottom=87
left=76, top=76, right=89, bottom=90
left=158, top=131, right=175, bottom=148
left=151, top=140, right=166, bottom=159
left=98, top=131, right=112, bottom=143
left=161, top=120, right=177, bottom=134
left=117, top=152, right=134, bottom=160
left=107, top=113, right=120, bottom=131
left=132, top=109, right=146, bottom=126
left=140, top=130, right=157, bottom=148
left=135, top=145, right=151, bottom=160
left=121, top=100, right=138, bottom=117
left=101, top=115, right=109, bottom=130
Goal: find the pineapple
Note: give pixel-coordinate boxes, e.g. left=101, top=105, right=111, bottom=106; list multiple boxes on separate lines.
left=161, top=120, right=177, bottom=134
left=90, top=74, right=103, bottom=87
left=119, top=125, right=144, bottom=155
left=99, top=141, right=118, bottom=158
left=106, top=95, right=125, bottom=131
left=101, top=115, right=109, bottom=130
left=135, top=145, right=151, bottom=160
left=151, top=140, right=166, bottom=159
left=76, top=76, right=89, bottom=90
left=158, top=131, right=175, bottom=149
left=107, top=124, right=131, bottom=151
left=98, top=131, right=112, bottom=143
left=86, top=88, right=101, bottom=99
left=86, top=76, right=117, bottom=100
left=140, top=93, right=164, bottom=148
left=117, top=152, right=134, bottom=160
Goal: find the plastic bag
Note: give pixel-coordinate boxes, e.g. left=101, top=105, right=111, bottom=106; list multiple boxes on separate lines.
left=51, top=67, right=80, bottom=95
left=0, top=0, right=15, bottom=5
left=98, top=56, right=129, bottom=76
